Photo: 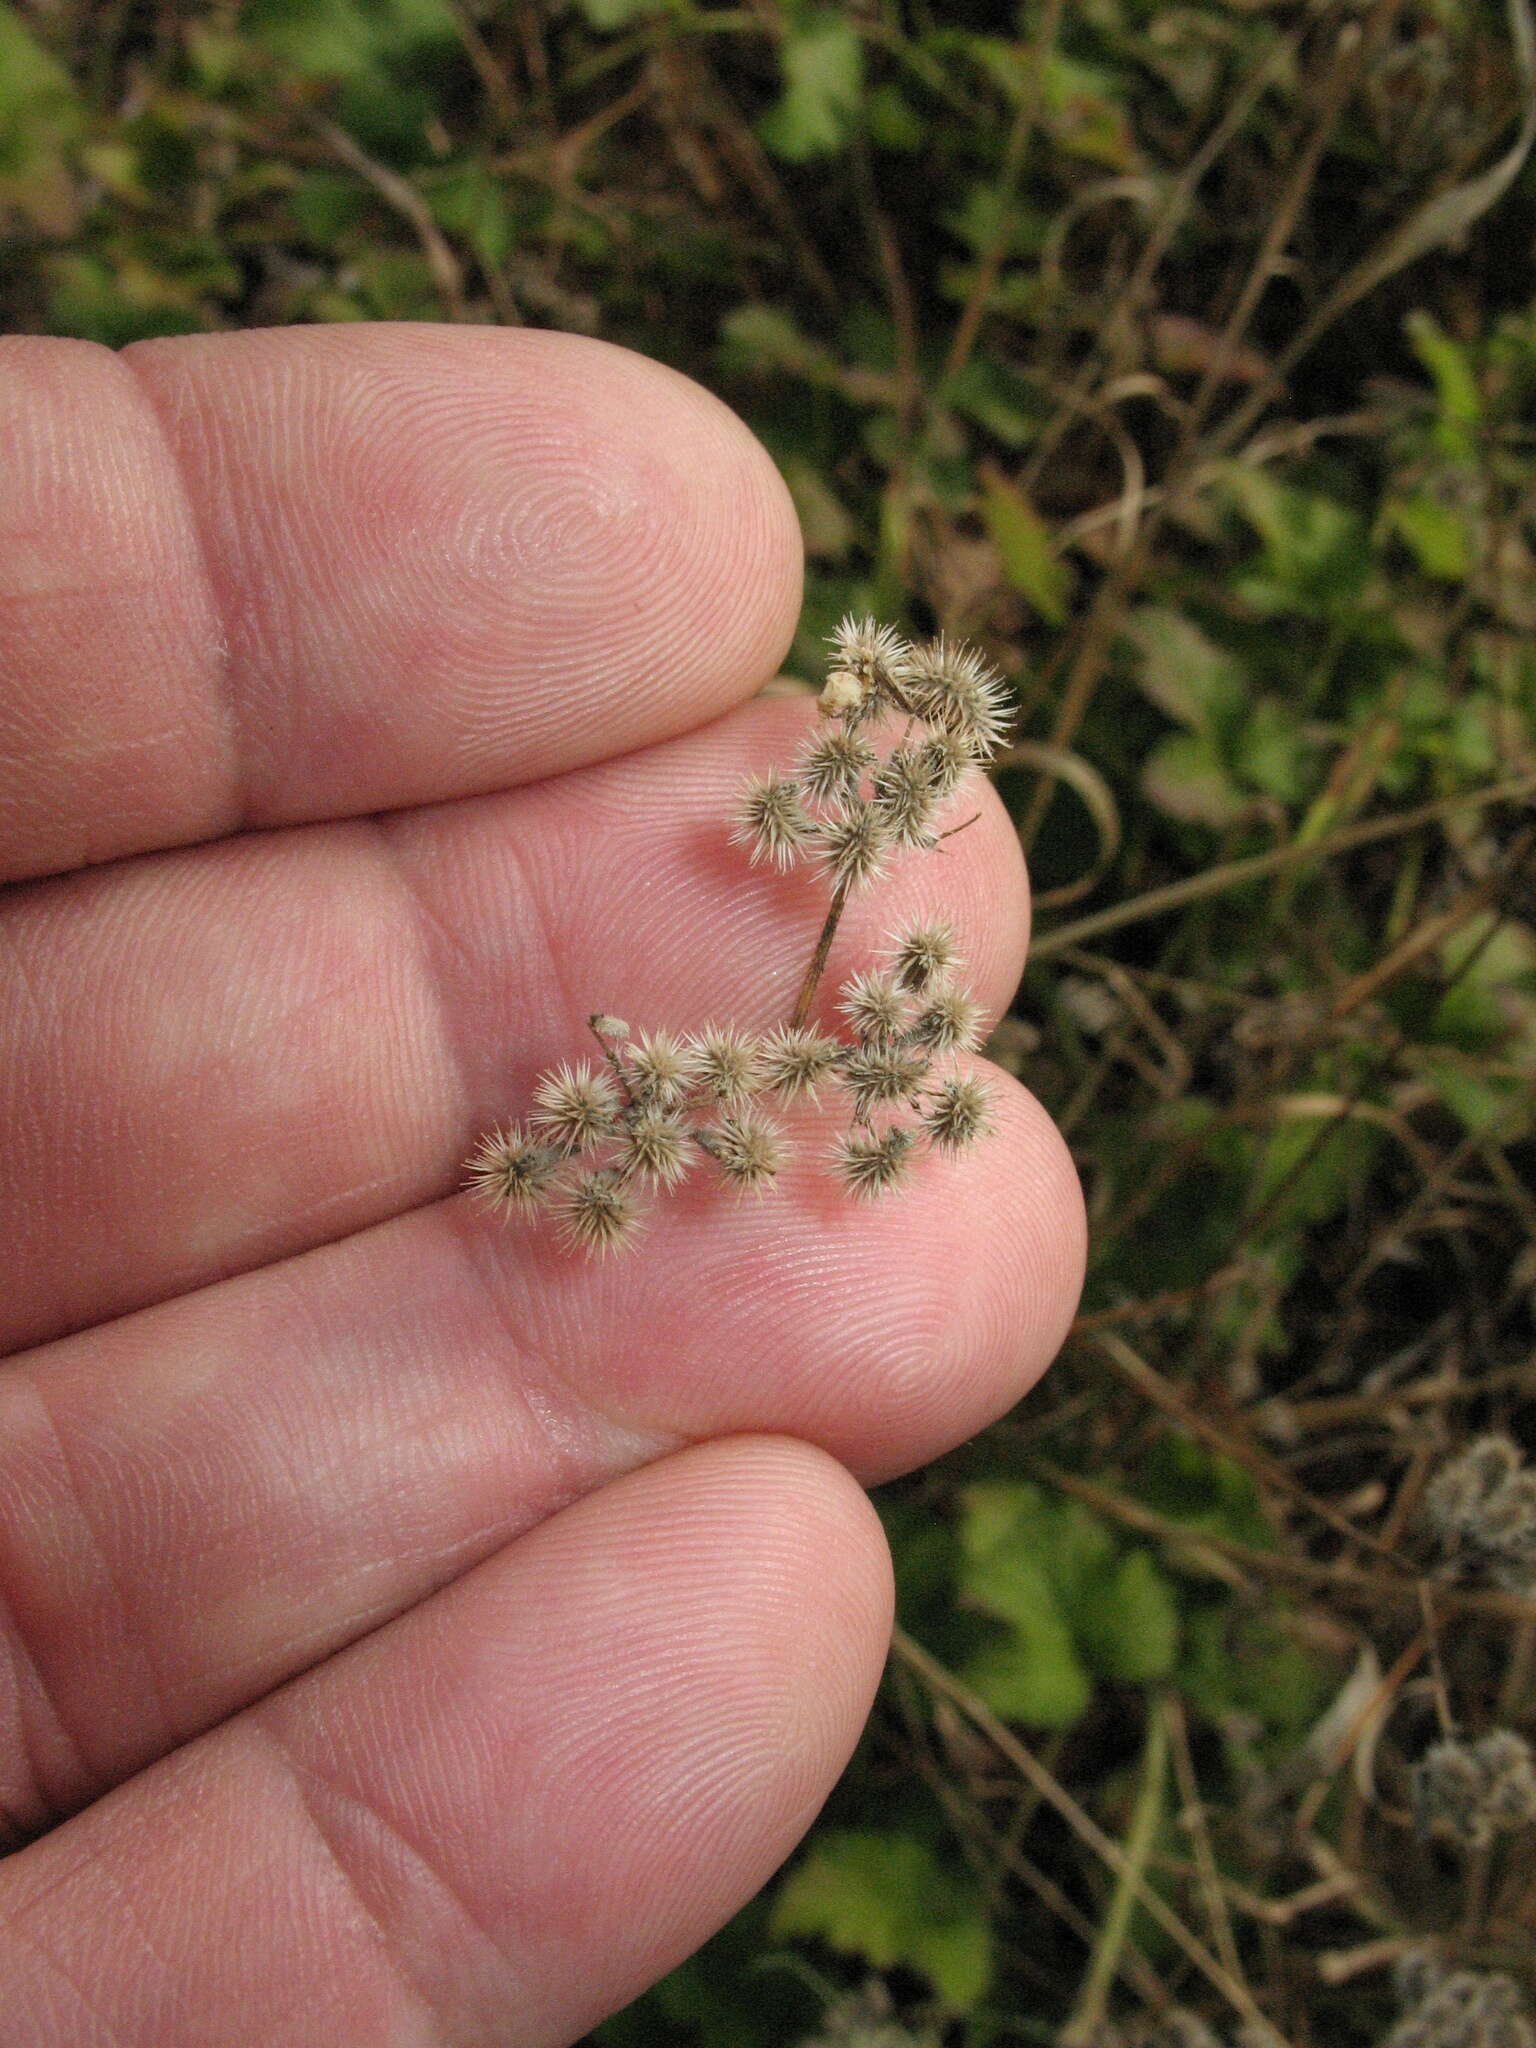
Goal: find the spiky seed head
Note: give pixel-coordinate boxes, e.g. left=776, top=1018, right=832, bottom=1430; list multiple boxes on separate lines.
left=826, top=615, right=913, bottom=726
left=840, top=1044, right=930, bottom=1116
left=820, top=803, right=890, bottom=891
left=1385, top=1965, right=1534, bottom=2048
left=731, top=768, right=815, bottom=870
left=921, top=727, right=978, bottom=797
left=757, top=1025, right=842, bottom=1101
left=1426, top=1435, right=1525, bottom=1536
left=890, top=921, right=958, bottom=992
left=872, top=745, right=940, bottom=848
left=922, top=1076, right=994, bottom=1152
left=1413, top=1730, right=1536, bottom=1848
left=556, top=1171, right=643, bottom=1256
left=839, top=969, right=909, bottom=1044
left=913, top=984, right=985, bottom=1053
left=688, top=1027, right=764, bottom=1105
left=628, top=1029, right=700, bottom=1109
left=531, top=1061, right=620, bottom=1154
left=699, top=1109, right=785, bottom=1193
left=619, top=1108, right=694, bottom=1189
left=463, top=1123, right=560, bottom=1213
left=800, top=728, right=877, bottom=805
left=1391, top=1949, right=1444, bottom=2016
left=1423, top=1434, right=1536, bottom=1593
left=902, top=635, right=1012, bottom=759
left=834, top=1124, right=916, bottom=1200
left=1476, top=1729, right=1536, bottom=1830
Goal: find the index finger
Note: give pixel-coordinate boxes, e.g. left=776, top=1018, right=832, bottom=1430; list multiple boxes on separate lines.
left=0, top=324, right=803, bottom=883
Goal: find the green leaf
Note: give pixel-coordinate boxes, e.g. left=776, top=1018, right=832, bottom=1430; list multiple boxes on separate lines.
left=962, top=1559, right=1094, bottom=1726
left=0, top=3, right=81, bottom=233
left=957, top=1482, right=1093, bottom=1726
left=771, top=1831, right=991, bottom=2010
left=1422, top=1057, right=1530, bottom=1138
left=1431, top=912, right=1536, bottom=1055
left=1141, top=732, right=1247, bottom=826
left=573, top=0, right=666, bottom=23
left=956, top=1482, right=1181, bottom=1718
left=1137, top=1437, right=1273, bottom=1552
left=45, top=252, right=206, bottom=347
left=1251, top=1112, right=1382, bottom=1234
left=1125, top=607, right=1245, bottom=733
left=243, top=0, right=458, bottom=157
left=1221, top=467, right=1370, bottom=618
left=720, top=303, right=839, bottom=385
left=1386, top=492, right=1473, bottom=580
left=865, top=81, right=925, bottom=151
left=1234, top=696, right=1308, bottom=801
left=426, top=163, right=513, bottom=266
left=980, top=469, right=1069, bottom=624
left=1406, top=309, right=1481, bottom=458
left=1077, top=1550, right=1180, bottom=1683
left=0, top=3, right=76, bottom=129
left=782, top=456, right=856, bottom=561
left=757, top=12, right=864, bottom=162
left=292, top=170, right=368, bottom=244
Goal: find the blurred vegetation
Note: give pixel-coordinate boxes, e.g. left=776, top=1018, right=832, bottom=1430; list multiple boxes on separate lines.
left=5, top=0, right=1536, bottom=2041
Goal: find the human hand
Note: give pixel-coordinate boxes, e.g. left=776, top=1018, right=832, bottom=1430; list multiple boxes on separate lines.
left=0, top=324, right=1085, bottom=2046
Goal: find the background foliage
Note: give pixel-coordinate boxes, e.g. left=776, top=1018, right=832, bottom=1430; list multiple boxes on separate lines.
left=4, top=1, right=1535, bottom=2041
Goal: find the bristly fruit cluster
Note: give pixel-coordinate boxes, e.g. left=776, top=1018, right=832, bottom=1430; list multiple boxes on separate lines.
left=465, top=616, right=1010, bottom=1254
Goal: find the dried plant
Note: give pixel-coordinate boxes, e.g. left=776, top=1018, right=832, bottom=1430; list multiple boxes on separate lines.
left=1411, top=1729, right=1536, bottom=1850
left=465, top=617, right=1007, bottom=1252
left=1423, top=1435, right=1536, bottom=1595
left=1386, top=1952, right=1536, bottom=2048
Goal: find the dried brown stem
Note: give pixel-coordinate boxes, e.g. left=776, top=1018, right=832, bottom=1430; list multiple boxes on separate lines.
left=789, top=876, right=851, bottom=1030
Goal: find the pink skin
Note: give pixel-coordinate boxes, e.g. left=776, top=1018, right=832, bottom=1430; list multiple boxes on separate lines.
left=0, top=326, right=1086, bottom=2045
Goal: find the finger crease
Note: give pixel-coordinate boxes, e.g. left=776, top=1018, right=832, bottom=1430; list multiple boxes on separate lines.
left=254, top=1716, right=508, bottom=2046
left=119, top=355, right=248, bottom=840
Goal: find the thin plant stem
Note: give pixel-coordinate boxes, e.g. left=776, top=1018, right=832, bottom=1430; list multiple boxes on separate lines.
left=790, top=877, right=852, bottom=1029
left=892, top=1628, right=1281, bottom=2040
left=1059, top=1697, right=1170, bottom=2045
left=1029, top=772, right=1536, bottom=960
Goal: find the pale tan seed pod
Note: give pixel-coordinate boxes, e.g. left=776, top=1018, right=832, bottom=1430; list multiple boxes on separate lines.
left=531, top=1061, right=620, bottom=1154
left=1423, top=1435, right=1536, bottom=1594
left=921, top=727, right=978, bottom=798
left=463, top=1123, right=561, bottom=1213
left=827, top=615, right=914, bottom=719
left=1413, top=1730, right=1536, bottom=1848
left=818, top=669, right=865, bottom=719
